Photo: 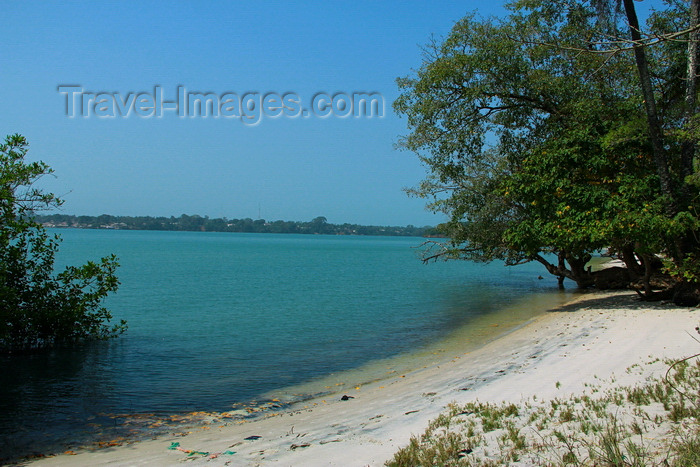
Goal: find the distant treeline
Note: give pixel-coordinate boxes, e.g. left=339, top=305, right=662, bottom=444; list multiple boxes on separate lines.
left=34, top=214, right=441, bottom=237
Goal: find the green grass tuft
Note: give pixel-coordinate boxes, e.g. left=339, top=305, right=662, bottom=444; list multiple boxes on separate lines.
left=387, top=355, right=700, bottom=466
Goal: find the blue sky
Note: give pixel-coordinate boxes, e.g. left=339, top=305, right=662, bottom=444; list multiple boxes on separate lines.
left=1, top=1, right=668, bottom=226
left=1, top=1, right=516, bottom=226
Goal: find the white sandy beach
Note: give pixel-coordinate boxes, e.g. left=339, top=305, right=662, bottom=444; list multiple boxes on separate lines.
left=22, top=291, right=698, bottom=466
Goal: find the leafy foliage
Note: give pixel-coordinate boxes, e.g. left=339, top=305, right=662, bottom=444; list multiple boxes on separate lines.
left=395, top=0, right=699, bottom=297
left=0, top=134, right=124, bottom=352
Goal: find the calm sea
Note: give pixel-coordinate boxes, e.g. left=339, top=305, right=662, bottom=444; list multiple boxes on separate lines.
left=0, top=229, right=565, bottom=459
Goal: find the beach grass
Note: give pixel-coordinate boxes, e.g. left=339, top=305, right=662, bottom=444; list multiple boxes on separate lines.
left=386, top=356, right=700, bottom=466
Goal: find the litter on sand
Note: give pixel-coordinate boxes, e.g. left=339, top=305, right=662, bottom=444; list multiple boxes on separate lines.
left=167, top=442, right=236, bottom=457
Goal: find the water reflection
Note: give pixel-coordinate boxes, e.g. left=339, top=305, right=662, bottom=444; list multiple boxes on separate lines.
left=0, top=231, right=559, bottom=461
left=0, top=341, right=122, bottom=458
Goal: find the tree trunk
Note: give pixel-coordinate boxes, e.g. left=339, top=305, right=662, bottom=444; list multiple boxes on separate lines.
left=640, top=253, right=653, bottom=295
left=566, top=252, right=594, bottom=288
left=557, top=251, right=567, bottom=288
left=682, top=0, right=699, bottom=181
left=622, top=0, right=675, bottom=212
left=619, top=244, right=644, bottom=280
left=534, top=251, right=594, bottom=288
left=535, top=253, right=574, bottom=285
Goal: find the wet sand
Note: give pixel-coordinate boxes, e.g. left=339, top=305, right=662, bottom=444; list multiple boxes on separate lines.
left=23, top=291, right=698, bottom=466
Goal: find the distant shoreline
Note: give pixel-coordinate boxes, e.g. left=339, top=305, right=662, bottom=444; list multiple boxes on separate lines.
left=35, top=213, right=442, bottom=237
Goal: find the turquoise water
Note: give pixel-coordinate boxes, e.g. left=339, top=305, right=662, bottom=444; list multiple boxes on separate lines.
left=0, top=229, right=559, bottom=459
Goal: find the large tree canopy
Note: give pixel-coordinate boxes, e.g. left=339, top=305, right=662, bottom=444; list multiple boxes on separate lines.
left=395, top=0, right=699, bottom=303
left=0, top=134, right=124, bottom=352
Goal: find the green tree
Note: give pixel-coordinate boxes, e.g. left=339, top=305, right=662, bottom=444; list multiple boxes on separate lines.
left=311, top=216, right=329, bottom=234
left=0, top=134, right=124, bottom=352
left=395, top=0, right=699, bottom=302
